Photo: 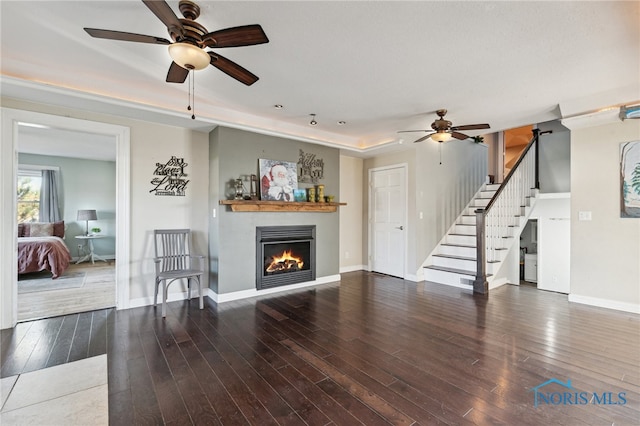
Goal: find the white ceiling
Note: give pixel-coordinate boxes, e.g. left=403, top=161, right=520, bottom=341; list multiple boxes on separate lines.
left=1, top=1, right=639, bottom=156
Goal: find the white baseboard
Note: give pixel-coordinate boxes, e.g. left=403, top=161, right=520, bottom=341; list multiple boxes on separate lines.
left=127, top=274, right=342, bottom=308
left=209, top=274, right=342, bottom=303
left=568, top=294, right=640, bottom=314
left=404, top=273, right=418, bottom=282
left=128, top=288, right=195, bottom=309
left=339, top=265, right=366, bottom=273
left=489, top=277, right=508, bottom=289
left=72, top=254, right=116, bottom=262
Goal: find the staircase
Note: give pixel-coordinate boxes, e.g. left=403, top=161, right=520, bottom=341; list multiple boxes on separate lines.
left=423, top=131, right=540, bottom=291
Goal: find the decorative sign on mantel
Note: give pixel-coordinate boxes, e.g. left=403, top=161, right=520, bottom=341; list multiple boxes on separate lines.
left=150, top=156, right=190, bottom=196
left=298, top=149, right=324, bottom=184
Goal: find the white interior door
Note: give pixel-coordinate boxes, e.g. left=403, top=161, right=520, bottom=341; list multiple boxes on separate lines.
left=370, top=166, right=406, bottom=278
left=537, top=218, right=570, bottom=293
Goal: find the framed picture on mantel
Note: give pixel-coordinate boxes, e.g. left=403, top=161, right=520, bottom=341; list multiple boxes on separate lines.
left=259, top=159, right=298, bottom=201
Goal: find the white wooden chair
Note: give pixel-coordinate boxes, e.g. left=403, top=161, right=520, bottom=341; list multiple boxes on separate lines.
left=153, top=229, right=204, bottom=317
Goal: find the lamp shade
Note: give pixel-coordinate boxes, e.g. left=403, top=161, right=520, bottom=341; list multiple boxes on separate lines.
left=77, top=209, right=97, bottom=221
left=431, top=131, right=452, bottom=143
left=168, top=43, right=210, bottom=70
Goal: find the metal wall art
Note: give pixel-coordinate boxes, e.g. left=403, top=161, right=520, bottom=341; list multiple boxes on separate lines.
left=150, top=156, right=190, bottom=196
left=298, top=149, right=324, bottom=184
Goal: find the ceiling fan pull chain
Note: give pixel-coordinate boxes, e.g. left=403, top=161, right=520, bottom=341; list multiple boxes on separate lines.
left=439, top=143, right=442, bottom=165
left=191, top=70, right=196, bottom=120
left=187, top=70, right=192, bottom=113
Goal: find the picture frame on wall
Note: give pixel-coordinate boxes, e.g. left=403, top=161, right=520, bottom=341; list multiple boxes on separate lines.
left=620, top=140, right=640, bottom=218
left=259, top=159, right=298, bottom=201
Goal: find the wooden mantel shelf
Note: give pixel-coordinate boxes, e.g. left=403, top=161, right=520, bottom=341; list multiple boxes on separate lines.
left=219, top=199, right=347, bottom=212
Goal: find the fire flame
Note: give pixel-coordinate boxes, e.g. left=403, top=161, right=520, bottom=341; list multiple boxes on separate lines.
left=266, top=250, right=304, bottom=273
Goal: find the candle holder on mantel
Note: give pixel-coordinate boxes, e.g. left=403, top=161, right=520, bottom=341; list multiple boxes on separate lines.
left=249, top=174, right=258, bottom=200
left=316, top=184, right=325, bottom=203
left=307, top=187, right=316, bottom=203
left=234, top=179, right=244, bottom=200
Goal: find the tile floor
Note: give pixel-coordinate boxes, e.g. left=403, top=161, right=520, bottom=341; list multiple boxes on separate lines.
left=0, top=354, right=108, bottom=425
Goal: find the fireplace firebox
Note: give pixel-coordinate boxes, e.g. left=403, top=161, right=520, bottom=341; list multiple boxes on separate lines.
left=256, top=225, right=316, bottom=290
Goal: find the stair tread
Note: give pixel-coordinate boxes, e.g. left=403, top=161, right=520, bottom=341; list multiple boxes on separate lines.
left=433, top=254, right=476, bottom=261
left=441, top=243, right=476, bottom=248
left=433, top=253, right=500, bottom=263
left=424, top=265, right=476, bottom=276
left=425, top=265, right=494, bottom=278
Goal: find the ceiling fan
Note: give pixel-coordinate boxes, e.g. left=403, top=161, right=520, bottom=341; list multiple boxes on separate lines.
left=84, top=0, right=269, bottom=86
left=399, top=109, right=490, bottom=143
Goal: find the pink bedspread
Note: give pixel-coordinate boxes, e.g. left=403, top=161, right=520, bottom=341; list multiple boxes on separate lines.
left=18, top=236, right=72, bottom=279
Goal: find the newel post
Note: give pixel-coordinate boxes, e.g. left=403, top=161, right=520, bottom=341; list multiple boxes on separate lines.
left=533, top=127, right=540, bottom=190
left=473, top=208, right=488, bottom=294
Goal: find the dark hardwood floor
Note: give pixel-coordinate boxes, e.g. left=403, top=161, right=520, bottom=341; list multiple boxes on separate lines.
left=2, top=271, right=639, bottom=425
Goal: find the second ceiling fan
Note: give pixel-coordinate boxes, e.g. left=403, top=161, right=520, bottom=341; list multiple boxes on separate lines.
left=84, top=0, right=269, bottom=86
left=400, top=109, right=490, bottom=143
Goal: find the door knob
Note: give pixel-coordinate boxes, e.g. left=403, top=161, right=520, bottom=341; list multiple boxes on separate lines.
left=396, top=226, right=403, bottom=230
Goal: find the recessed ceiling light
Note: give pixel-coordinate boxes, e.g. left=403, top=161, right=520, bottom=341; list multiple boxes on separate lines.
left=274, top=104, right=283, bottom=109
left=337, top=121, right=346, bottom=125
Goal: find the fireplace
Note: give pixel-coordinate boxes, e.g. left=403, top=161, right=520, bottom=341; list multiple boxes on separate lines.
left=256, top=225, right=316, bottom=290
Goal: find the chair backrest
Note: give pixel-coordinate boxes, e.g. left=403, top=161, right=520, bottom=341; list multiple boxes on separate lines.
left=154, top=229, right=193, bottom=272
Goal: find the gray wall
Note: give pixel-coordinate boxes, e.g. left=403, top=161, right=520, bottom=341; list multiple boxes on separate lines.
left=209, top=127, right=340, bottom=295
left=538, top=120, right=571, bottom=193
left=18, top=153, right=116, bottom=258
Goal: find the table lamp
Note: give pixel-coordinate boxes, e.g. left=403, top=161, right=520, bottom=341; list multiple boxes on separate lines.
left=77, top=209, right=97, bottom=236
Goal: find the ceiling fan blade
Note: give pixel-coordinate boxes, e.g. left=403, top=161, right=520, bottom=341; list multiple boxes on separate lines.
left=208, top=52, right=258, bottom=86
left=84, top=28, right=171, bottom=45
left=142, top=0, right=184, bottom=36
left=203, top=25, right=269, bottom=48
left=166, top=62, right=189, bottom=83
left=451, top=123, right=490, bottom=131
left=413, top=134, right=434, bottom=143
left=451, top=131, right=470, bottom=140
left=398, top=130, right=430, bottom=133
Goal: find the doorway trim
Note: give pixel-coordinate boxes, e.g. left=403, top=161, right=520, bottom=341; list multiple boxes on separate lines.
left=367, top=163, right=408, bottom=278
left=1, top=108, right=130, bottom=329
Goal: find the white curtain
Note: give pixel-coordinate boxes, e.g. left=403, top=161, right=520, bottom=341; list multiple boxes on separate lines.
left=39, top=169, right=61, bottom=222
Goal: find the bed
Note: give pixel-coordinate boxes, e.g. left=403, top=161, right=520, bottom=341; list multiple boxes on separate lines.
left=18, top=221, right=71, bottom=279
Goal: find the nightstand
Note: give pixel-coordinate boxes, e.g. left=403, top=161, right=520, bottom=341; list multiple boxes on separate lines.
left=75, top=235, right=108, bottom=265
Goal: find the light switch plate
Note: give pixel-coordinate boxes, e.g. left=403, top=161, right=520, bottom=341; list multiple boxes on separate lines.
left=578, top=211, right=592, bottom=221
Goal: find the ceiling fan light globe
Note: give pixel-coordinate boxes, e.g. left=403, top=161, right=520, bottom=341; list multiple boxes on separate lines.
left=168, top=42, right=210, bottom=70
left=431, top=132, right=452, bottom=143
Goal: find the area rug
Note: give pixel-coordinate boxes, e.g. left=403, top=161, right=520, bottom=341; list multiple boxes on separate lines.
left=18, top=271, right=86, bottom=294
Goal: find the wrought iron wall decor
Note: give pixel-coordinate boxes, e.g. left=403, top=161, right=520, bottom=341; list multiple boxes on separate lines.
left=150, top=156, right=190, bottom=196
left=297, top=149, right=324, bottom=184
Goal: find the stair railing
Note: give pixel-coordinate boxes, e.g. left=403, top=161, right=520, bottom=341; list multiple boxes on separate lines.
left=473, top=128, right=539, bottom=294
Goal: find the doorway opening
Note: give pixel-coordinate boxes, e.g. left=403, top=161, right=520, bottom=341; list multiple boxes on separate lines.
left=1, top=109, right=130, bottom=329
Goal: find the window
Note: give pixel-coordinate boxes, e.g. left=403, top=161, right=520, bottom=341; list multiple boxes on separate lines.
left=17, top=170, right=42, bottom=223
